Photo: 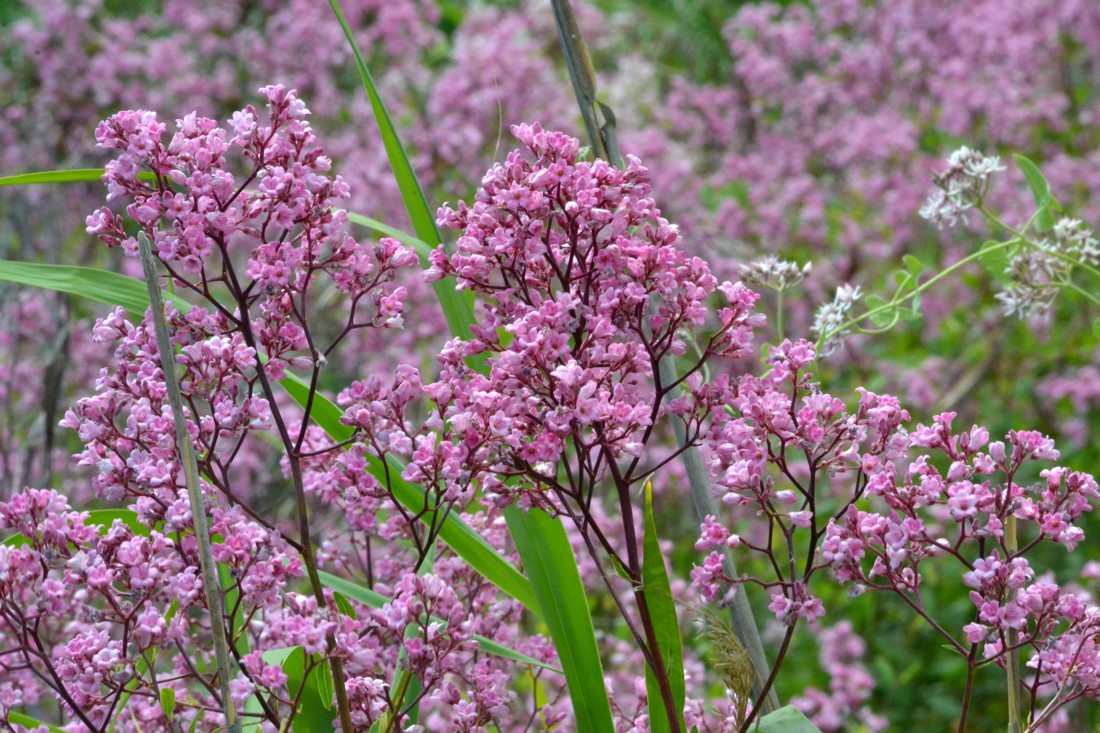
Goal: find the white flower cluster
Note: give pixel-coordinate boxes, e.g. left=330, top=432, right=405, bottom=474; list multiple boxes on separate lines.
left=919, top=147, right=1005, bottom=229
left=997, top=217, right=1100, bottom=319
left=738, top=256, right=812, bottom=291
left=812, top=283, right=862, bottom=355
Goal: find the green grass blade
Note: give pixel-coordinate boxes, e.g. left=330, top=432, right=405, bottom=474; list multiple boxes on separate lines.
left=504, top=507, right=615, bottom=732
left=0, top=261, right=188, bottom=317
left=0, top=168, right=156, bottom=186
left=0, top=168, right=110, bottom=186
left=343, top=210, right=430, bottom=253
left=9, top=712, right=67, bottom=733
left=279, top=373, right=537, bottom=612
left=327, top=1, right=478, bottom=344
left=326, top=2, right=440, bottom=248
left=327, top=9, right=613, bottom=718
left=642, top=483, right=686, bottom=733
left=343, top=209, right=479, bottom=365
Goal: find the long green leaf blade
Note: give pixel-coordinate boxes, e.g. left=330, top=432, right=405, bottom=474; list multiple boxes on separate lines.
left=327, top=0, right=477, bottom=343
left=0, top=168, right=108, bottom=186
left=642, top=483, right=685, bottom=733
left=0, top=168, right=155, bottom=186
left=279, top=372, right=537, bottom=611
left=326, top=11, right=615, bottom=720
left=8, top=712, right=68, bottom=733
left=0, top=261, right=188, bottom=317
left=505, top=507, right=615, bottom=732
left=343, top=210, right=430, bottom=253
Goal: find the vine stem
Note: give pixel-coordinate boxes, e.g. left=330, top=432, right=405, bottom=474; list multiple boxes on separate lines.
left=817, top=237, right=1020, bottom=349
left=138, top=237, right=241, bottom=733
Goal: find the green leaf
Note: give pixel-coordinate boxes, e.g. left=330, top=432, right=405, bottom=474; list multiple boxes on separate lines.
left=344, top=210, right=430, bottom=254
left=8, top=712, right=68, bottom=733
left=1093, top=317, right=1100, bottom=340
left=641, top=483, right=686, bottom=733
left=505, top=506, right=615, bottom=732
left=1014, top=154, right=1056, bottom=232
left=0, top=168, right=155, bottom=186
left=328, top=0, right=478, bottom=346
left=754, top=705, right=824, bottom=733
left=316, top=653, right=335, bottom=711
left=903, top=254, right=923, bottom=276
left=863, top=295, right=894, bottom=328
left=5, top=507, right=150, bottom=547
left=159, top=687, right=176, bottom=721
left=279, top=370, right=354, bottom=443
left=0, top=260, right=188, bottom=318
left=262, top=647, right=335, bottom=732
left=977, top=240, right=1013, bottom=284
left=318, top=570, right=560, bottom=673
left=109, top=600, right=178, bottom=732
left=332, top=590, right=357, bottom=620
left=220, top=561, right=251, bottom=656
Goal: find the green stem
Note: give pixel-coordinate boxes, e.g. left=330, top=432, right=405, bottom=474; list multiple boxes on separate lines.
left=1062, top=280, right=1100, bottom=309
left=138, top=237, right=241, bottom=733
left=775, top=290, right=785, bottom=342
left=817, top=238, right=1020, bottom=349
left=979, top=203, right=1100, bottom=284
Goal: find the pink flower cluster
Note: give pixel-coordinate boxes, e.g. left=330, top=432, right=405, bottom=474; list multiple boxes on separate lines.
left=2, top=89, right=588, bottom=731
left=424, top=122, right=762, bottom=509
left=692, top=340, right=1100, bottom=725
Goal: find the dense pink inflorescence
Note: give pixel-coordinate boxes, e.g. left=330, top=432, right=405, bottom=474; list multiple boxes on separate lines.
left=423, top=122, right=763, bottom=510
left=692, top=339, right=1100, bottom=727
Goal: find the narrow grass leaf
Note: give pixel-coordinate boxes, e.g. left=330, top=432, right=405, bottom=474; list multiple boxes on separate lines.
left=8, top=713, right=67, bottom=733
left=327, top=0, right=478, bottom=344
left=0, top=260, right=187, bottom=317
left=505, top=506, right=615, bottom=732
left=4, top=261, right=533, bottom=615
left=642, top=482, right=686, bottom=733
left=343, top=209, right=430, bottom=253
left=323, top=15, right=615, bottom=715
left=0, top=168, right=154, bottom=186
left=280, top=372, right=536, bottom=610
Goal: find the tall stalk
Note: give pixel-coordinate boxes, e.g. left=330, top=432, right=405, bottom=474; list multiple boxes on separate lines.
left=138, top=238, right=241, bottom=733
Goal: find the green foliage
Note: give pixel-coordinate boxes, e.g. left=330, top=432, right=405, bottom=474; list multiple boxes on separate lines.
left=260, top=646, right=334, bottom=731
left=642, top=482, right=687, bottom=733
left=755, top=706, right=824, bottom=733
left=505, top=506, right=617, bottom=732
